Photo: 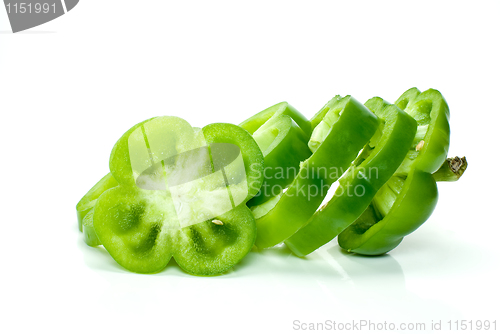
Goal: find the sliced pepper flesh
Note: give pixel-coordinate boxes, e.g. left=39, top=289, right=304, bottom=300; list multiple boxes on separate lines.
left=76, top=173, right=118, bottom=231
left=285, top=97, right=417, bottom=257
left=393, top=88, right=450, bottom=174
left=92, top=117, right=264, bottom=275
left=254, top=96, right=379, bottom=249
left=82, top=208, right=100, bottom=247
left=338, top=88, right=460, bottom=255
left=239, top=102, right=311, bottom=137
left=240, top=102, right=312, bottom=206
left=338, top=170, right=439, bottom=255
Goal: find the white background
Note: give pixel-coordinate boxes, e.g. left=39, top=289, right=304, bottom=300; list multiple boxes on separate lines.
left=1, top=1, right=499, bottom=333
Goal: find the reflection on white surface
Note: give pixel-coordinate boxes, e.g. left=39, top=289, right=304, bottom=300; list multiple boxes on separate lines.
left=77, top=221, right=492, bottom=334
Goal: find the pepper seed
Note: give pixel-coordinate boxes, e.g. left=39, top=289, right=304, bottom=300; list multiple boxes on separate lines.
left=416, top=140, right=425, bottom=151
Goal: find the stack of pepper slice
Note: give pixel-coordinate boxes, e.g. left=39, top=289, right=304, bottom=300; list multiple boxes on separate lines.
left=239, top=102, right=312, bottom=206
left=252, top=96, right=380, bottom=248
left=337, top=88, right=466, bottom=255
left=76, top=87, right=467, bottom=275
left=285, top=97, right=418, bottom=256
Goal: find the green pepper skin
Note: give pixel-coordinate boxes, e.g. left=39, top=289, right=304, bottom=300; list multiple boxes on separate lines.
left=82, top=208, right=101, bottom=247
left=338, top=170, right=438, bottom=255
left=93, top=117, right=264, bottom=275
left=254, top=96, right=379, bottom=249
left=338, top=88, right=453, bottom=255
left=240, top=102, right=311, bottom=137
left=76, top=173, right=118, bottom=232
left=203, top=123, right=264, bottom=201
left=240, top=102, right=312, bottom=205
left=285, top=97, right=417, bottom=257
left=394, top=88, right=450, bottom=174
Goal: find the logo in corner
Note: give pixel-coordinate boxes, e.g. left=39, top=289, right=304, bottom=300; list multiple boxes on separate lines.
left=4, top=0, right=79, bottom=33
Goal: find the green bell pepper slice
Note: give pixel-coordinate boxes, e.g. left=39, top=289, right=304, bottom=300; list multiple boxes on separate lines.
left=239, top=102, right=311, bottom=137
left=254, top=96, right=379, bottom=249
left=75, top=127, right=205, bottom=232
left=92, top=117, right=264, bottom=275
left=285, top=97, right=417, bottom=257
left=338, top=88, right=464, bottom=255
left=239, top=102, right=312, bottom=205
left=76, top=173, right=118, bottom=232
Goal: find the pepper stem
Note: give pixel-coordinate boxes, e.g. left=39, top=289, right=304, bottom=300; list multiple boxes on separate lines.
left=432, top=156, right=468, bottom=182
